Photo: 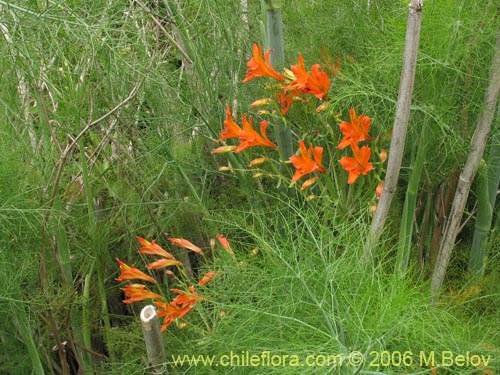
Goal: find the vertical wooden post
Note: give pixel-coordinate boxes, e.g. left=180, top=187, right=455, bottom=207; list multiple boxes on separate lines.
left=141, top=305, right=167, bottom=374
left=364, top=0, right=423, bottom=262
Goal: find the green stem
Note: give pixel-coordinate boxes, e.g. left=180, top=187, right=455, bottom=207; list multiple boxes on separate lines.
left=82, top=261, right=95, bottom=373
left=395, top=118, right=429, bottom=275
left=13, top=301, right=45, bottom=375
left=78, top=139, right=114, bottom=363
left=468, top=160, right=493, bottom=276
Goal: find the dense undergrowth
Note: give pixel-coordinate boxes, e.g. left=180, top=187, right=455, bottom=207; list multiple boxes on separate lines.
left=0, top=0, right=499, bottom=374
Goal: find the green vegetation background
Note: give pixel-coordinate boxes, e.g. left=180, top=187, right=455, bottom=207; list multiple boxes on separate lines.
left=0, top=0, right=498, bottom=374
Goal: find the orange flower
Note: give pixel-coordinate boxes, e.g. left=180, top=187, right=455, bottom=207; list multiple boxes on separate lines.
left=215, top=107, right=277, bottom=153
left=115, top=258, right=155, bottom=283
left=216, top=234, right=234, bottom=256
left=337, top=108, right=372, bottom=149
left=168, top=237, right=204, bottom=255
left=339, top=145, right=374, bottom=184
left=285, top=54, right=330, bottom=100
left=137, top=236, right=174, bottom=259
left=290, top=140, right=327, bottom=183
left=242, top=44, right=285, bottom=83
left=198, top=271, right=218, bottom=286
left=172, top=286, right=204, bottom=308
left=275, top=90, right=294, bottom=115
left=154, top=300, right=186, bottom=331
left=147, top=258, right=182, bottom=270
left=121, top=284, right=163, bottom=304
left=216, top=106, right=242, bottom=142
left=236, top=115, right=277, bottom=153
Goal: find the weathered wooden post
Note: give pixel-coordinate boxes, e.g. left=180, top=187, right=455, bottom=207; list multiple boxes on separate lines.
left=141, top=305, right=167, bottom=374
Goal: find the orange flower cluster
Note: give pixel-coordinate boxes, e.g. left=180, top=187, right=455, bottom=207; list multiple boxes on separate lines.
left=213, top=106, right=277, bottom=154
left=214, top=44, right=382, bottom=192
left=337, top=108, right=375, bottom=184
left=116, top=236, right=219, bottom=332
left=243, top=44, right=331, bottom=114
left=154, top=285, right=206, bottom=331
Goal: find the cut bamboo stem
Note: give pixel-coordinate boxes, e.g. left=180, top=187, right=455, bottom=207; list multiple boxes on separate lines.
left=264, top=0, right=294, bottom=162
left=431, top=30, right=500, bottom=297
left=364, top=0, right=423, bottom=262
left=141, top=305, right=167, bottom=374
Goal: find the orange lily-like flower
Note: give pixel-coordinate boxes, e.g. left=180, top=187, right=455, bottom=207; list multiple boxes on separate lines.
left=154, top=300, right=187, bottom=331
left=147, top=258, right=182, bottom=270
left=337, top=108, right=372, bottom=149
left=215, top=107, right=277, bottom=153
left=242, top=44, right=285, bottom=83
left=275, top=90, right=294, bottom=115
left=115, top=258, right=155, bottom=283
left=290, top=140, right=327, bottom=183
left=172, top=286, right=204, bottom=307
left=121, top=284, right=163, bottom=304
left=216, top=106, right=242, bottom=142
left=136, top=236, right=174, bottom=259
left=216, top=234, right=234, bottom=256
left=198, top=271, right=218, bottom=286
left=285, top=54, right=330, bottom=100
left=168, top=237, right=204, bottom=255
left=339, top=145, right=374, bottom=184
left=236, top=115, right=277, bottom=153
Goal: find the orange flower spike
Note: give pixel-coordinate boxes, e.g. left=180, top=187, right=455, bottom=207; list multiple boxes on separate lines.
left=168, top=237, right=204, bottom=255
left=339, top=145, right=374, bottom=184
left=242, top=44, right=285, bottom=83
left=216, top=106, right=242, bottom=142
left=121, top=284, right=163, bottom=304
left=147, top=258, right=182, bottom=270
left=137, top=236, right=174, bottom=259
left=115, top=258, right=155, bottom=283
left=337, top=108, right=372, bottom=149
left=235, top=115, right=277, bottom=153
left=290, top=140, right=327, bottom=183
left=198, top=271, right=218, bottom=286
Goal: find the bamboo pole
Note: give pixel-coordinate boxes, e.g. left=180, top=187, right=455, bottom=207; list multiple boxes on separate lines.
left=469, top=104, right=500, bottom=276
left=141, top=305, right=167, bottom=374
left=264, top=0, right=294, bottom=162
left=431, top=30, right=500, bottom=297
left=364, top=0, right=423, bottom=261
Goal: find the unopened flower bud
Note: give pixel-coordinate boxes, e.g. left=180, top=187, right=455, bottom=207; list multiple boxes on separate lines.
left=250, top=98, right=272, bottom=108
